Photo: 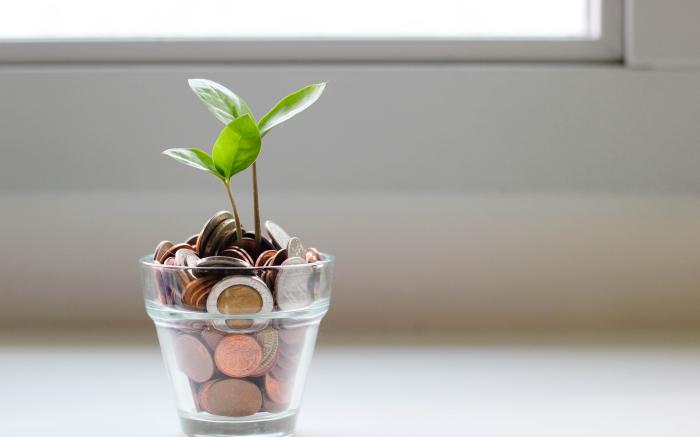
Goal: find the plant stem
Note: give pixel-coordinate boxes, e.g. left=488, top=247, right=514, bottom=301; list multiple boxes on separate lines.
left=252, top=162, right=262, bottom=250
left=224, top=181, right=243, bottom=241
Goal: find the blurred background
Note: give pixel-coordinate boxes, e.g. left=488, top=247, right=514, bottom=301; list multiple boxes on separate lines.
left=2, top=0, right=700, bottom=435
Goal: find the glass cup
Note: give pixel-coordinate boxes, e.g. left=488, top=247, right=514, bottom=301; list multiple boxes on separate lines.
left=140, top=253, right=334, bottom=437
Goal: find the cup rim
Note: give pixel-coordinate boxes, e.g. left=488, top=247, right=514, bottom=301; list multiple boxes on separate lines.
left=139, top=252, right=334, bottom=272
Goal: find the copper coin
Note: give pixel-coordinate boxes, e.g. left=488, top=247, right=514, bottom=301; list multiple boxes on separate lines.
left=305, top=248, right=322, bottom=263
left=231, top=237, right=258, bottom=258
left=161, top=242, right=194, bottom=263
left=251, top=327, right=279, bottom=376
left=201, top=327, right=226, bottom=351
left=184, top=277, right=217, bottom=307
left=154, top=240, right=174, bottom=263
left=174, top=270, right=192, bottom=301
left=186, top=233, right=199, bottom=246
left=255, top=250, right=277, bottom=267
left=200, top=378, right=262, bottom=417
left=197, top=379, right=220, bottom=412
left=270, top=249, right=288, bottom=267
left=174, top=334, right=215, bottom=383
left=214, top=335, right=263, bottom=377
left=265, top=373, right=292, bottom=404
left=194, top=285, right=213, bottom=308
left=220, top=246, right=255, bottom=266
left=243, top=232, right=275, bottom=253
left=262, top=395, right=287, bottom=413
left=196, top=211, right=234, bottom=257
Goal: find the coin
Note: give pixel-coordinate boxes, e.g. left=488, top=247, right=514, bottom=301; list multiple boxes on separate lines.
left=186, top=233, right=199, bottom=246
left=161, top=243, right=194, bottom=263
left=262, top=395, right=286, bottom=413
left=265, top=373, right=292, bottom=405
left=199, top=378, right=262, bottom=417
left=201, top=327, right=226, bottom=351
left=207, top=276, right=273, bottom=331
left=207, top=276, right=273, bottom=315
left=196, top=211, right=234, bottom=257
left=255, top=250, right=277, bottom=267
left=231, top=237, right=258, bottom=258
left=175, top=248, right=199, bottom=268
left=195, top=256, right=251, bottom=277
left=174, top=334, right=215, bottom=383
left=214, top=335, right=263, bottom=377
left=305, top=247, right=321, bottom=263
left=265, top=220, right=291, bottom=250
left=183, top=277, right=218, bottom=308
left=243, top=231, right=275, bottom=253
left=198, top=256, right=250, bottom=268
left=286, top=237, right=305, bottom=259
left=204, top=218, right=237, bottom=256
left=270, top=363, right=295, bottom=381
left=275, top=257, right=314, bottom=310
left=220, top=246, right=255, bottom=266
left=251, top=327, right=279, bottom=376
left=196, top=379, right=219, bottom=412
left=154, top=240, right=174, bottom=263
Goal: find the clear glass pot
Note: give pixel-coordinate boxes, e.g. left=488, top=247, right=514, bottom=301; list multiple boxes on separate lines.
left=140, top=254, right=334, bottom=437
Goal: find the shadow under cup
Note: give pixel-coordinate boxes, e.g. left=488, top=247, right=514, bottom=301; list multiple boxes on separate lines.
left=140, top=254, right=334, bottom=437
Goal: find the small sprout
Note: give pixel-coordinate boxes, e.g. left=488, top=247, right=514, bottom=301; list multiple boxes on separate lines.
left=163, top=115, right=261, bottom=241
left=164, top=79, right=326, bottom=247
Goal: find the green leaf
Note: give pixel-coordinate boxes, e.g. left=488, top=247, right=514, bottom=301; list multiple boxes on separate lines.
left=258, top=82, right=326, bottom=137
left=212, top=114, right=261, bottom=180
left=188, top=78, right=254, bottom=125
left=162, top=148, right=224, bottom=181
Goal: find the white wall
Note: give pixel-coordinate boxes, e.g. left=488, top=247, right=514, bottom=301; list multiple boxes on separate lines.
left=1, top=65, right=700, bottom=332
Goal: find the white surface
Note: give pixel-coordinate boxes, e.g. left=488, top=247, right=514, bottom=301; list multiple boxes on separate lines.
left=2, top=333, right=700, bottom=436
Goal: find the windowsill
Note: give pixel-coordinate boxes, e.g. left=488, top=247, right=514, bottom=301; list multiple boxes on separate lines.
left=3, top=330, right=700, bottom=436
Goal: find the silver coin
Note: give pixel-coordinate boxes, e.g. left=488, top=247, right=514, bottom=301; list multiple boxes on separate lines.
left=286, top=237, right=305, bottom=259
left=275, top=257, right=314, bottom=310
left=207, top=275, right=273, bottom=333
left=197, top=256, right=250, bottom=268
left=175, top=248, right=199, bottom=267
left=265, top=220, right=291, bottom=250
left=204, top=218, right=236, bottom=256
left=197, top=211, right=233, bottom=257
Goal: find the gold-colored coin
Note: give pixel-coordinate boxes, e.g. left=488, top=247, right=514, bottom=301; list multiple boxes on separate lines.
left=217, top=284, right=264, bottom=314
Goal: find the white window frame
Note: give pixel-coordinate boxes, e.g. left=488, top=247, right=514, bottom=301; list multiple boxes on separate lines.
left=0, top=0, right=623, bottom=63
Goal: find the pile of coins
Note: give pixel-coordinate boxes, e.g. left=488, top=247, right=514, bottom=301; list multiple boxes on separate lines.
left=173, top=323, right=305, bottom=416
left=151, top=212, right=325, bottom=417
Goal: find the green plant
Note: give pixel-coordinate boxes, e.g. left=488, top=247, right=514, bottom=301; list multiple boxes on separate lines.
left=163, top=114, right=261, bottom=241
left=164, top=79, right=326, bottom=247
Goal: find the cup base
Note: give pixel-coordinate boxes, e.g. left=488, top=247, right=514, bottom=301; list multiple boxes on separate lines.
left=179, top=410, right=298, bottom=437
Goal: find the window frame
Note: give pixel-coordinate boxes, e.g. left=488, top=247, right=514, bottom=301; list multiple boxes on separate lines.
left=0, top=0, right=623, bottom=64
